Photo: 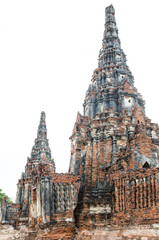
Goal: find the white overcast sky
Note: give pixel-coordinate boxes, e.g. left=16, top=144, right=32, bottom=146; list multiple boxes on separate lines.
left=0, top=0, right=159, bottom=201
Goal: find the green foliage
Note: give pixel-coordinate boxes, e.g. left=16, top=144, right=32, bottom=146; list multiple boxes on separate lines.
left=0, top=189, right=12, bottom=204
left=0, top=189, right=5, bottom=203
left=51, top=159, right=54, bottom=164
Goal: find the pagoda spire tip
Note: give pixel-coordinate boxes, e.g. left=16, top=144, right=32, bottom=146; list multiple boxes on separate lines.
left=105, top=4, right=115, bottom=16
left=40, top=111, right=46, bottom=120
left=41, top=111, right=45, bottom=115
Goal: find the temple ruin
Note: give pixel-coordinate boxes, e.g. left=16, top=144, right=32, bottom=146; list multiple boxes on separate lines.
left=1, top=4, right=159, bottom=240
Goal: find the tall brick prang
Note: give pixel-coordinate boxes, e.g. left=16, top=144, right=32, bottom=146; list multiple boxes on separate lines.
left=69, top=4, right=159, bottom=232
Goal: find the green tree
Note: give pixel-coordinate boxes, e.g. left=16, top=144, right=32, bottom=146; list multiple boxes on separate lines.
left=0, top=189, right=6, bottom=203
left=0, top=189, right=12, bottom=204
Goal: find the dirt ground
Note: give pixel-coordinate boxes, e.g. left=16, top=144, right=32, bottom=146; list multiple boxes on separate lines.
left=0, top=225, right=28, bottom=240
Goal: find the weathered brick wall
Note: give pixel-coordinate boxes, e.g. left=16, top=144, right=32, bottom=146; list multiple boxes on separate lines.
left=0, top=197, right=20, bottom=227
left=69, top=101, right=159, bottom=231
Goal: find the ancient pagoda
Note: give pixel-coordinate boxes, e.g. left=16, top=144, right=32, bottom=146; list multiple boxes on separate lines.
left=69, top=3, right=159, bottom=234
left=1, top=4, right=159, bottom=240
